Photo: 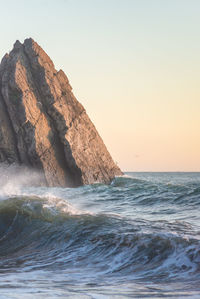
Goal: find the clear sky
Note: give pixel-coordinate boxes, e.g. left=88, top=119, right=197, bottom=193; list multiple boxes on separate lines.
left=0, top=0, right=200, bottom=171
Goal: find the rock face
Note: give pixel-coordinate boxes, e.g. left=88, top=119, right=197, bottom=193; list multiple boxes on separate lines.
left=0, top=38, right=122, bottom=187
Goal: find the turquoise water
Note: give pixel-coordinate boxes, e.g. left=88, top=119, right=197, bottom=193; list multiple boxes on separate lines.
left=0, top=172, right=200, bottom=298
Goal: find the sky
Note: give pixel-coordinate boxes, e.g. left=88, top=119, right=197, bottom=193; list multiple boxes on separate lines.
left=0, top=0, right=200, bottom=171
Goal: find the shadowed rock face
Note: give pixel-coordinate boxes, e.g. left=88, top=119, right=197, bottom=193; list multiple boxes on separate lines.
left=0, top=38, right=122, bottom=187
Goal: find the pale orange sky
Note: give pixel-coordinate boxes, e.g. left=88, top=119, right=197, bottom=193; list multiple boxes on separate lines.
left=1, top=0, right=200, bottom=171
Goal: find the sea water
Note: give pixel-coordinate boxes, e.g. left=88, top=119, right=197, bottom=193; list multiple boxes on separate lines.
left=0, top=172, right=200, bottom=298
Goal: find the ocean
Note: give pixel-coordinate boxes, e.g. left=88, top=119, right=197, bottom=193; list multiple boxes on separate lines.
left=0, top=172, right=200, bottom=298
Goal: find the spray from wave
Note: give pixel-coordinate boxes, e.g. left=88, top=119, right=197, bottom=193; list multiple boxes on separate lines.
left=0, top=163, right=47, bottom=197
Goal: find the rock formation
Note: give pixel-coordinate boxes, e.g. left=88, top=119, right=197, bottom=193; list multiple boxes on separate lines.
left=0, top=38, right=122, bottom=187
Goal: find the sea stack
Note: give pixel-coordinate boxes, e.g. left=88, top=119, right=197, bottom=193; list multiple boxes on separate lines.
left=0, top=38, right=122, bottom=187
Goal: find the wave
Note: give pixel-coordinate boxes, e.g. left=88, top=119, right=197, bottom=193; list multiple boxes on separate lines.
left=109, top=175, right=200, bottom=208
left=0, top=194, right=199, bottom=283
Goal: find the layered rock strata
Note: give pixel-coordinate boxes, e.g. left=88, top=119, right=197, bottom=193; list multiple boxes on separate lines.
left=0, top=38, right=122, bottom=187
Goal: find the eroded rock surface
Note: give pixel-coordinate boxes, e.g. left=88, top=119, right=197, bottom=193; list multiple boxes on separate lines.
left=0, top=38, right=122, bottom=187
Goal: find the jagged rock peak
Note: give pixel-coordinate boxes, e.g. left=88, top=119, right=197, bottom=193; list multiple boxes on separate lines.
left=0, top=38, right=122, bottom=187
left=13, top=40, right=22, bottom=49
